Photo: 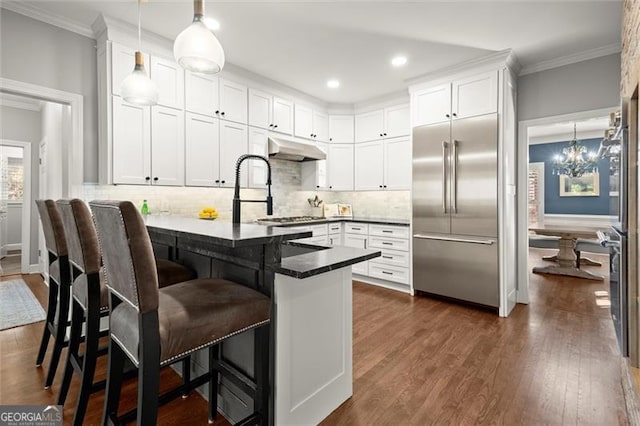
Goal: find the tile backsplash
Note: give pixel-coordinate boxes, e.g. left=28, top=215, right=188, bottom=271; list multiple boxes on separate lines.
left=75, top=159, right=410, bottom=221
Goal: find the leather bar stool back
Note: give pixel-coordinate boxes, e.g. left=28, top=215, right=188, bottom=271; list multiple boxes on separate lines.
left=91, top=200, right=272, bottom=425
left=55, top=199, right=196, bottom=426
left=34, top=199, right=71, bottom=389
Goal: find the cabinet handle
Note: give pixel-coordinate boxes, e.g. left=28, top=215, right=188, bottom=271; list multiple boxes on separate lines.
left=382, top=271, right=393, bottom=275
left=145, top=176, right=151, bottom=181
left=382, top=255, right=393, bottom=259
left=153, top=177, right=159, bottom=182
left=382, top=230, right=392, bottom=233
left=352, top=227, right=361, bottom=231
left=364, top=240, right=367, bottom=249
left=382, top=242, right=393, bottom=246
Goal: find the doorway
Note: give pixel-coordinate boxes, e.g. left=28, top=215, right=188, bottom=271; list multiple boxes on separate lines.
left=0, top=141, right=32, bottom=276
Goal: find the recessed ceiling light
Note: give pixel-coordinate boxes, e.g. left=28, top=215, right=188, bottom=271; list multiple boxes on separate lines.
left=391, top=56, right=407, bottom=67
left=204, top=17, right=220, bottom=31
left=327, top=79, right=340, bottom=89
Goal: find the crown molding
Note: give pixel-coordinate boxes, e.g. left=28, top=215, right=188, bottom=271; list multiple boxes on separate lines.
left=1, top=1, right=95, bottom=39
left=519, top=43, right=621, bottom=76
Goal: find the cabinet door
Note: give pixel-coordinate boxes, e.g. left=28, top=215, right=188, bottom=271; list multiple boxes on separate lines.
left=150, top=56, right=184, bottom=110
left=248, top=127, right=269, bottom=189
left=452, top=71, right=498, bottom=119
left=355, top=109, right=384, bottom=143
left=355, top=141, right=384, bottom=190
left=272, top=97, right=294, bottom=135
left=151, top=106, right=184, bottom=186
left=294, top=104, right=313, bottom=139
left=384, top=104, right=410, bottom=138
left=301, top=142, right=328, bottom=190
left=412, top=84, right=451, bottom=126
left=111, top=43, right=150, bottom=97
left=384, top=137, right=411, bottom=190
left=313, top=111, right=329, bottom=142
left=185, top=71, right=219, bottom=116
left=219, top=121, right=248, bottom=188
left=343, top=234, right=368, bottom=275
left=328, top=144, right=354, bottom=191
left=112, top=97, right=151, bottom=184
left=219, top=78, right=248, bottom=124
left=185, top=113, right=220, bottom=187
left=329, top=115, right=354, bottom=143
left=248, top=88, right=272, bottom=129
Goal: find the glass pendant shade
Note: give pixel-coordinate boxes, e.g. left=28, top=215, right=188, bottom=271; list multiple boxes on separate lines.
left=174, top=0, right=225, bottom=74
left=121, top=52, right=159, bottom=106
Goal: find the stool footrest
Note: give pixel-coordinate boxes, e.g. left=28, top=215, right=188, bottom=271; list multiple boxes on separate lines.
left=214, top=359, right=257, bottom=399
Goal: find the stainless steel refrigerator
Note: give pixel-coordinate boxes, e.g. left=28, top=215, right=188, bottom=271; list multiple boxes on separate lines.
left=412, top=113, right=499, bottom=307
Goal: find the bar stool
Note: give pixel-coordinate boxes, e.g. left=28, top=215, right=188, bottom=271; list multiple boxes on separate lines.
left=55, top=199, right=197, bottom=426
left=90, top=200, right=271, bottom=425
left=35, top=199, right=72, bottom=389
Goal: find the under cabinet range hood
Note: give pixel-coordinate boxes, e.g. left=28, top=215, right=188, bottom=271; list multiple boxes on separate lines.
left=268, top=137, right=326, bottom=161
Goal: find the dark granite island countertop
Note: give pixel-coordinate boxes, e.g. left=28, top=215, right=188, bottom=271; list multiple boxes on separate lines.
left=274, top=245, right=380, bottom=279
left=144, top=215, right=312, bottom=248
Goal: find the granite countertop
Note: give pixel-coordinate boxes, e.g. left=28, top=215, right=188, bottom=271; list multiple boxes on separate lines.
left=144, top=215, right=312, bottom=248
left=259, top=216, right=410, bottom=227
left=274, top=245, right=381, bottom=279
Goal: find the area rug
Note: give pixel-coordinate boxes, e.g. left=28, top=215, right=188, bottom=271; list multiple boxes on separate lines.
left=0, top=279, right=46, bottom=331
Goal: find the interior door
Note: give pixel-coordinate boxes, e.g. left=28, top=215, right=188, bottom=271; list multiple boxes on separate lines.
left=450, top=113, right=498, bottom=237
left=412, top=122, right=451, bottom=234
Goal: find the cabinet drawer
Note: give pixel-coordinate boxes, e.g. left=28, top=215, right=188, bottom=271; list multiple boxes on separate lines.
left=309, top=224, right=328, bottom=236
left=368, top=236, right=409, bottom=252
left=327, top=234, right=342, bottom=246
left=344, top=223, right=368, bottom=235
left=368, top=263, right=409, bottom=284
left=297, top=235, right=328, bottom=246
left=369, top=224, right=409, bottom=239
left=376, top=248, right=409, bottom=268
left=328, top=223, right=342, bottom=235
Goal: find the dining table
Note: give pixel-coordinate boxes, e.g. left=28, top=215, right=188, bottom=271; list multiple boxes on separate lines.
left=529, top=224, right=606, bottom=281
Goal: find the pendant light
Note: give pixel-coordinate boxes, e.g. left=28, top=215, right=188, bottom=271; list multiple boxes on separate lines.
left=120, top=0, right=158, bottom=106
left=173, top=0, right=225, bottom=74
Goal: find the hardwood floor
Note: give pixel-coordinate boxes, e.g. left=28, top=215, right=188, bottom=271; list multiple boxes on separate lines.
left=0, top=249, right=628, bottom=425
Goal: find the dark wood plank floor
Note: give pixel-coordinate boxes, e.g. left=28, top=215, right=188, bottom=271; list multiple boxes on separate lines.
left=0, top=249, right=628, bottom=425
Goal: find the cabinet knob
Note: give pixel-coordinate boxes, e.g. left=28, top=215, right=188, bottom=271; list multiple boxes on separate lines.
left=269, top=124, right=273, bottom=127
left=452, top=113, right=457, bottom=117
left=153, top=177, right=159, bottom=182
left=383, top=133, right=387, bottom=136
left=316, top=185, right=320, bottom=188
left=274, top=124, right=278, bottom=128
left=145, top=176, right=151, bottom=181
left=379, top=133, right=383, bottom=137
left=215, top=110, right=220, bottom=114
left=379, top=185, right=383, bottom=188
left=446, top=114, right=450, bottom=118
left=221, top=180, right=226, bottom=184
left=329, top=186, right=333, bottom=189
left=383, top=185, right=387, bottom=188
left=221, top=112, right=225, bottom=116
left=329, top=137, right=332, bottom=141
left=215, top=179, right=220, bottom=183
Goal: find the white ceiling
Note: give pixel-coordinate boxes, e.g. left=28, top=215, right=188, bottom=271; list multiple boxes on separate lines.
left=4, top=0, right=623, bottom=103
left=528, top=116, right=612, bottom=145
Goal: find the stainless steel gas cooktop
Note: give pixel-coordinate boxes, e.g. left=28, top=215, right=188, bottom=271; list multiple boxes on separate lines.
left=256, top=216, right=325, bottom=224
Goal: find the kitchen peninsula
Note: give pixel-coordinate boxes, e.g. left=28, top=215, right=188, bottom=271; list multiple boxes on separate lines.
left=143, top=215, right=380, bottom=425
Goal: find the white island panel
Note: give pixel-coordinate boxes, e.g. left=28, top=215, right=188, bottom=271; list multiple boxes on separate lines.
left=275, top=267, right=353, bottom=425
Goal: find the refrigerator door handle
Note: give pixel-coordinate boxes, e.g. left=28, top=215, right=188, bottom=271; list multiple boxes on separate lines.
left=413, top=233, right=495, bottom=245
left=452, top=140, right=458, bottom=214
left=442, top=141, right=448, bottom=214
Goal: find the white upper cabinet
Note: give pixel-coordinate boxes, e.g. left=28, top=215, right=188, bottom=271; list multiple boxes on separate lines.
left=248, top=88, right=272, bottom=129
left=412, top=84, right=451, bottom=127
left=383, top=137, right=411, bottom=190
left=355, top=110, right=384, bottom=143
left=328, top=144, right=354, bottom=191
left=150, top=56, right=184, bottom=110
left=384, top=104, right=410, bottom=138
left=218, top=78, right=248, bottom=124
left=355, top=141, right=384, bottom=190
left=313, top=111, right=329, bottom=142
left=248, top=127, right=269, bottom=188
left=112, top=97, right=151, bottom=185
left=451, top=71, right=498, bottom=119
left=272, top=97, right=294, bottom=135
left=185, top=113, right=220, bottom=187
left=301, top=142, right=328, bottom=190
left=219, top=121, right=248, bottom=188
left=294, top=104, right=313, bottom=139
left=329, top=115, right=354, bottom=143
left=111, top=43, right=150, bottom=98
left=185, top=71, right=219, bottom=116
left=151, top=106, right=184, bottom=186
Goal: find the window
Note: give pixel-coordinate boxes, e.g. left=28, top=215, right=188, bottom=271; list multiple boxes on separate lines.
left=7, top=157, right=24, bottom=201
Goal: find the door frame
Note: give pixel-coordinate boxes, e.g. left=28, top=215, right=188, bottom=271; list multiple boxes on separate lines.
left=516, top=107, right=617, bottom=304
left=0, top=139, right=32, bottom=274
left=0, top=77, right=84, bottom=196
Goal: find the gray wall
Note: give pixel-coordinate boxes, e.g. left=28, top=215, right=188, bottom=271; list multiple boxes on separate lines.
left=0, top=105, right=42, bottom=265
left=0, top=9, right=98, bottom=183
left=518, top=53, right=621, bottom=121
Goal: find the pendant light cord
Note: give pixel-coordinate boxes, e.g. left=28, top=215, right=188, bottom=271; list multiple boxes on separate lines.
left=137, top=0, right=142, bottom=52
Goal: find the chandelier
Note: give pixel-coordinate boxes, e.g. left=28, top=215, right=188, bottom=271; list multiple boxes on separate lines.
left=552, top=123, right=599, bottom=177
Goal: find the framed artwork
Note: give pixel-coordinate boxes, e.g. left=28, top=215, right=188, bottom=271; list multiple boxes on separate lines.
left=559, top=173, right=600, bottom=197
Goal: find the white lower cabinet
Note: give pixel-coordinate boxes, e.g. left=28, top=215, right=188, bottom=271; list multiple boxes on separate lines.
left=368, top=262, right=409, bottom=285
left=343, top=233, right=368, bottom=275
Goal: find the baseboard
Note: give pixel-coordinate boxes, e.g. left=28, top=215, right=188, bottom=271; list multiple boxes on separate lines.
left=352, top=275, right=412, bottom=294
left=543, top=214, right=616, bottom=228
left=28, top=264, right=41, bottom=274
